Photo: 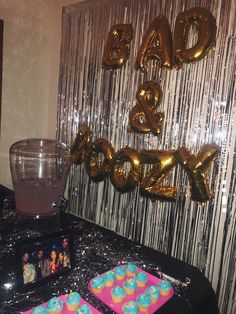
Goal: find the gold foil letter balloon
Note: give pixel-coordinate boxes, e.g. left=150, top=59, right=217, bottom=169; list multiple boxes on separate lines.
left=135, top=16, right=173, bottom=71
left=110, top=147, right=141, bottom=193
left=173, top=7, right=217, bottom=67
left=129, top=81, right=164, bottom=136
left=102, top=24, right=133, bottom=70
left=86, top=138, right=115, bottom=182
left=70, top=124, right=93, bottom=164
left=174, top=144, right=220, bottom=202
left=140, top=150, right=177, bottom=201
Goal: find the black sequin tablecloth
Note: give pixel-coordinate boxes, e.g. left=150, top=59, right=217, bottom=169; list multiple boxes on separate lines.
left=0, top=186, right=219, bottom=314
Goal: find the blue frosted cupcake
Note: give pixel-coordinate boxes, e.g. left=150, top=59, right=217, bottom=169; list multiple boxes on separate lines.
left=46, top=297, right=63, bottom=314
left=91, top=276, right=105, bottom=293
left=135, top=271, right=148, bottom=287
left=123, top=278, right=137, bottom=295
left=158, top=280, right=172, bottom=296
left=104, top=270, right=115, bottom=287
left=126, top=263, right=138, bottom=277
left=76, top=304, right=92, bottom=314
left=137, top=294, right=151, bottom=312
left=111, top=286, right=126, bottom=303
left=122, top=301, right=138, bottom=314
left=31, top=305, right=48, bottom=314
left=66, top=291, right=81, bottom=311
left=146, top=285, right=160, bottom=304
left=114, top=267, right=126, bottom=280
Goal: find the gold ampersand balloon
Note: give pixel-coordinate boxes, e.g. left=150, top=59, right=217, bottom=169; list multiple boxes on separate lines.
left=129, top=81, right=164, bottom=136
left=86, top=138, right=115, bottom=182
left=173, top=7, right=217, bottom=68
left=174, top=144, right=220, bottom=202
left=140, top=150, right=177, bottom=201
left=110, top=147, right=141, bottom=193
left=102, top=24, right=133, bottom=70
left=70, top=124, right=93, bottom=164
left=136, top=16, right=173, bottom=71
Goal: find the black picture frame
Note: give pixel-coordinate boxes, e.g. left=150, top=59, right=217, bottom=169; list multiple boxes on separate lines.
left=15, top=230, right=75, bottom=292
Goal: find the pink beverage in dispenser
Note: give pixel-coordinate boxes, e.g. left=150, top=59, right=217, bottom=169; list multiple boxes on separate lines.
left=9, top=139, right=70, bottom=217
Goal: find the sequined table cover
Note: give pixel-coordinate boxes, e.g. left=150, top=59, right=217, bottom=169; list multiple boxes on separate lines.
left=0, top=186, right=219, bottom=314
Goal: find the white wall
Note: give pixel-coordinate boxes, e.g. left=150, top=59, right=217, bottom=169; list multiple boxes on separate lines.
left=0, top=0, right=80, bottom=188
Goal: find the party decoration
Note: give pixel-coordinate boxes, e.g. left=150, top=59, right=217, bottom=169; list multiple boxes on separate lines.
left=140, top=150, right=177, bottom=201
left=173, top=7, right=216, bottom=67
left=86, top=138, right=115, bottom=182
left=102, top=24, right=133, bottom=70
left=129, top=81, right=164, bottom=135
left=110, top=147, right=141, bottom=193
left=174, top=144, right=220, bottom=202
left=70, top=124, right=92, bottom=164
left=136, top=16, right=173, bottom=71
left=70, top=126, right=218, bottom=203
left=58, top=1, right=236, bottom=312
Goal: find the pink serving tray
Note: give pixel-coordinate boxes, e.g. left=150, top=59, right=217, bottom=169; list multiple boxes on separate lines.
left=88, top=265, right=174, bottom=314
left=22, top=294, right=102, bottom=314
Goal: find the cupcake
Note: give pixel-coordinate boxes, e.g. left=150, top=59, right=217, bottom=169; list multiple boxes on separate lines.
left=90, top=276, right=105, bottom=293
left=146, top=285, right=160, bottom=304
left=126, top=263, right=138, bottom=277
left=111, top=286, right=126, bottom=303
left=137, top=294, right=151, bottom=312
left=104, top=271, right=115, bottom=287
left=46, top=297, right=63, bottom=314
left=135, top=272, right=148, bottom=287
left=123, top=278, right=137, bottom=295
left=122, top=301, right=138, bottom=314
left=158, top=280, right=172, bottom=296
left=114, top=267, right=126, bottom=280
left=31, top=305, right=48, bottom=314
left=66, top=291, right=81, bottom=311
left=76, top=304, right=92, bottom=314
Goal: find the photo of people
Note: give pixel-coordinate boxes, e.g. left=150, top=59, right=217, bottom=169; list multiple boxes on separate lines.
left=22, top=252, right=36, bottom=284
left=21, top=236, right=71, bottom=285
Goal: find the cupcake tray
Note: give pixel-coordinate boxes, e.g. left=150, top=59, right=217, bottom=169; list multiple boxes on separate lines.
left=88, top=265, right=174, bottom=314
left=22, top=294, right=102, bottom=314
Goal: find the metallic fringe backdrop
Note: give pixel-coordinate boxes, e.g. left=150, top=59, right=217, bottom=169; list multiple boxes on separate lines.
left=57, top=0, right=236, bottom=313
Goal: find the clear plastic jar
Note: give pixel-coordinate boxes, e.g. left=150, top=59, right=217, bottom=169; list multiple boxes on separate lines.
left=9, top=138, right=70, bottom=217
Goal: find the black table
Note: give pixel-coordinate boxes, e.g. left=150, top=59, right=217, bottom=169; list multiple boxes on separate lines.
left=0, top=185, right=219, bottom=314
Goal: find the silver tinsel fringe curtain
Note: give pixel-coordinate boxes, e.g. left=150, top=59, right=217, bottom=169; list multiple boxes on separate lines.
left=57, top=0, right=236, bottom=313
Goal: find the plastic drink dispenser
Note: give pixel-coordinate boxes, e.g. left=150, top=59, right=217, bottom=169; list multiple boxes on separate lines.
left=10, top=139, right=70, bottom=217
